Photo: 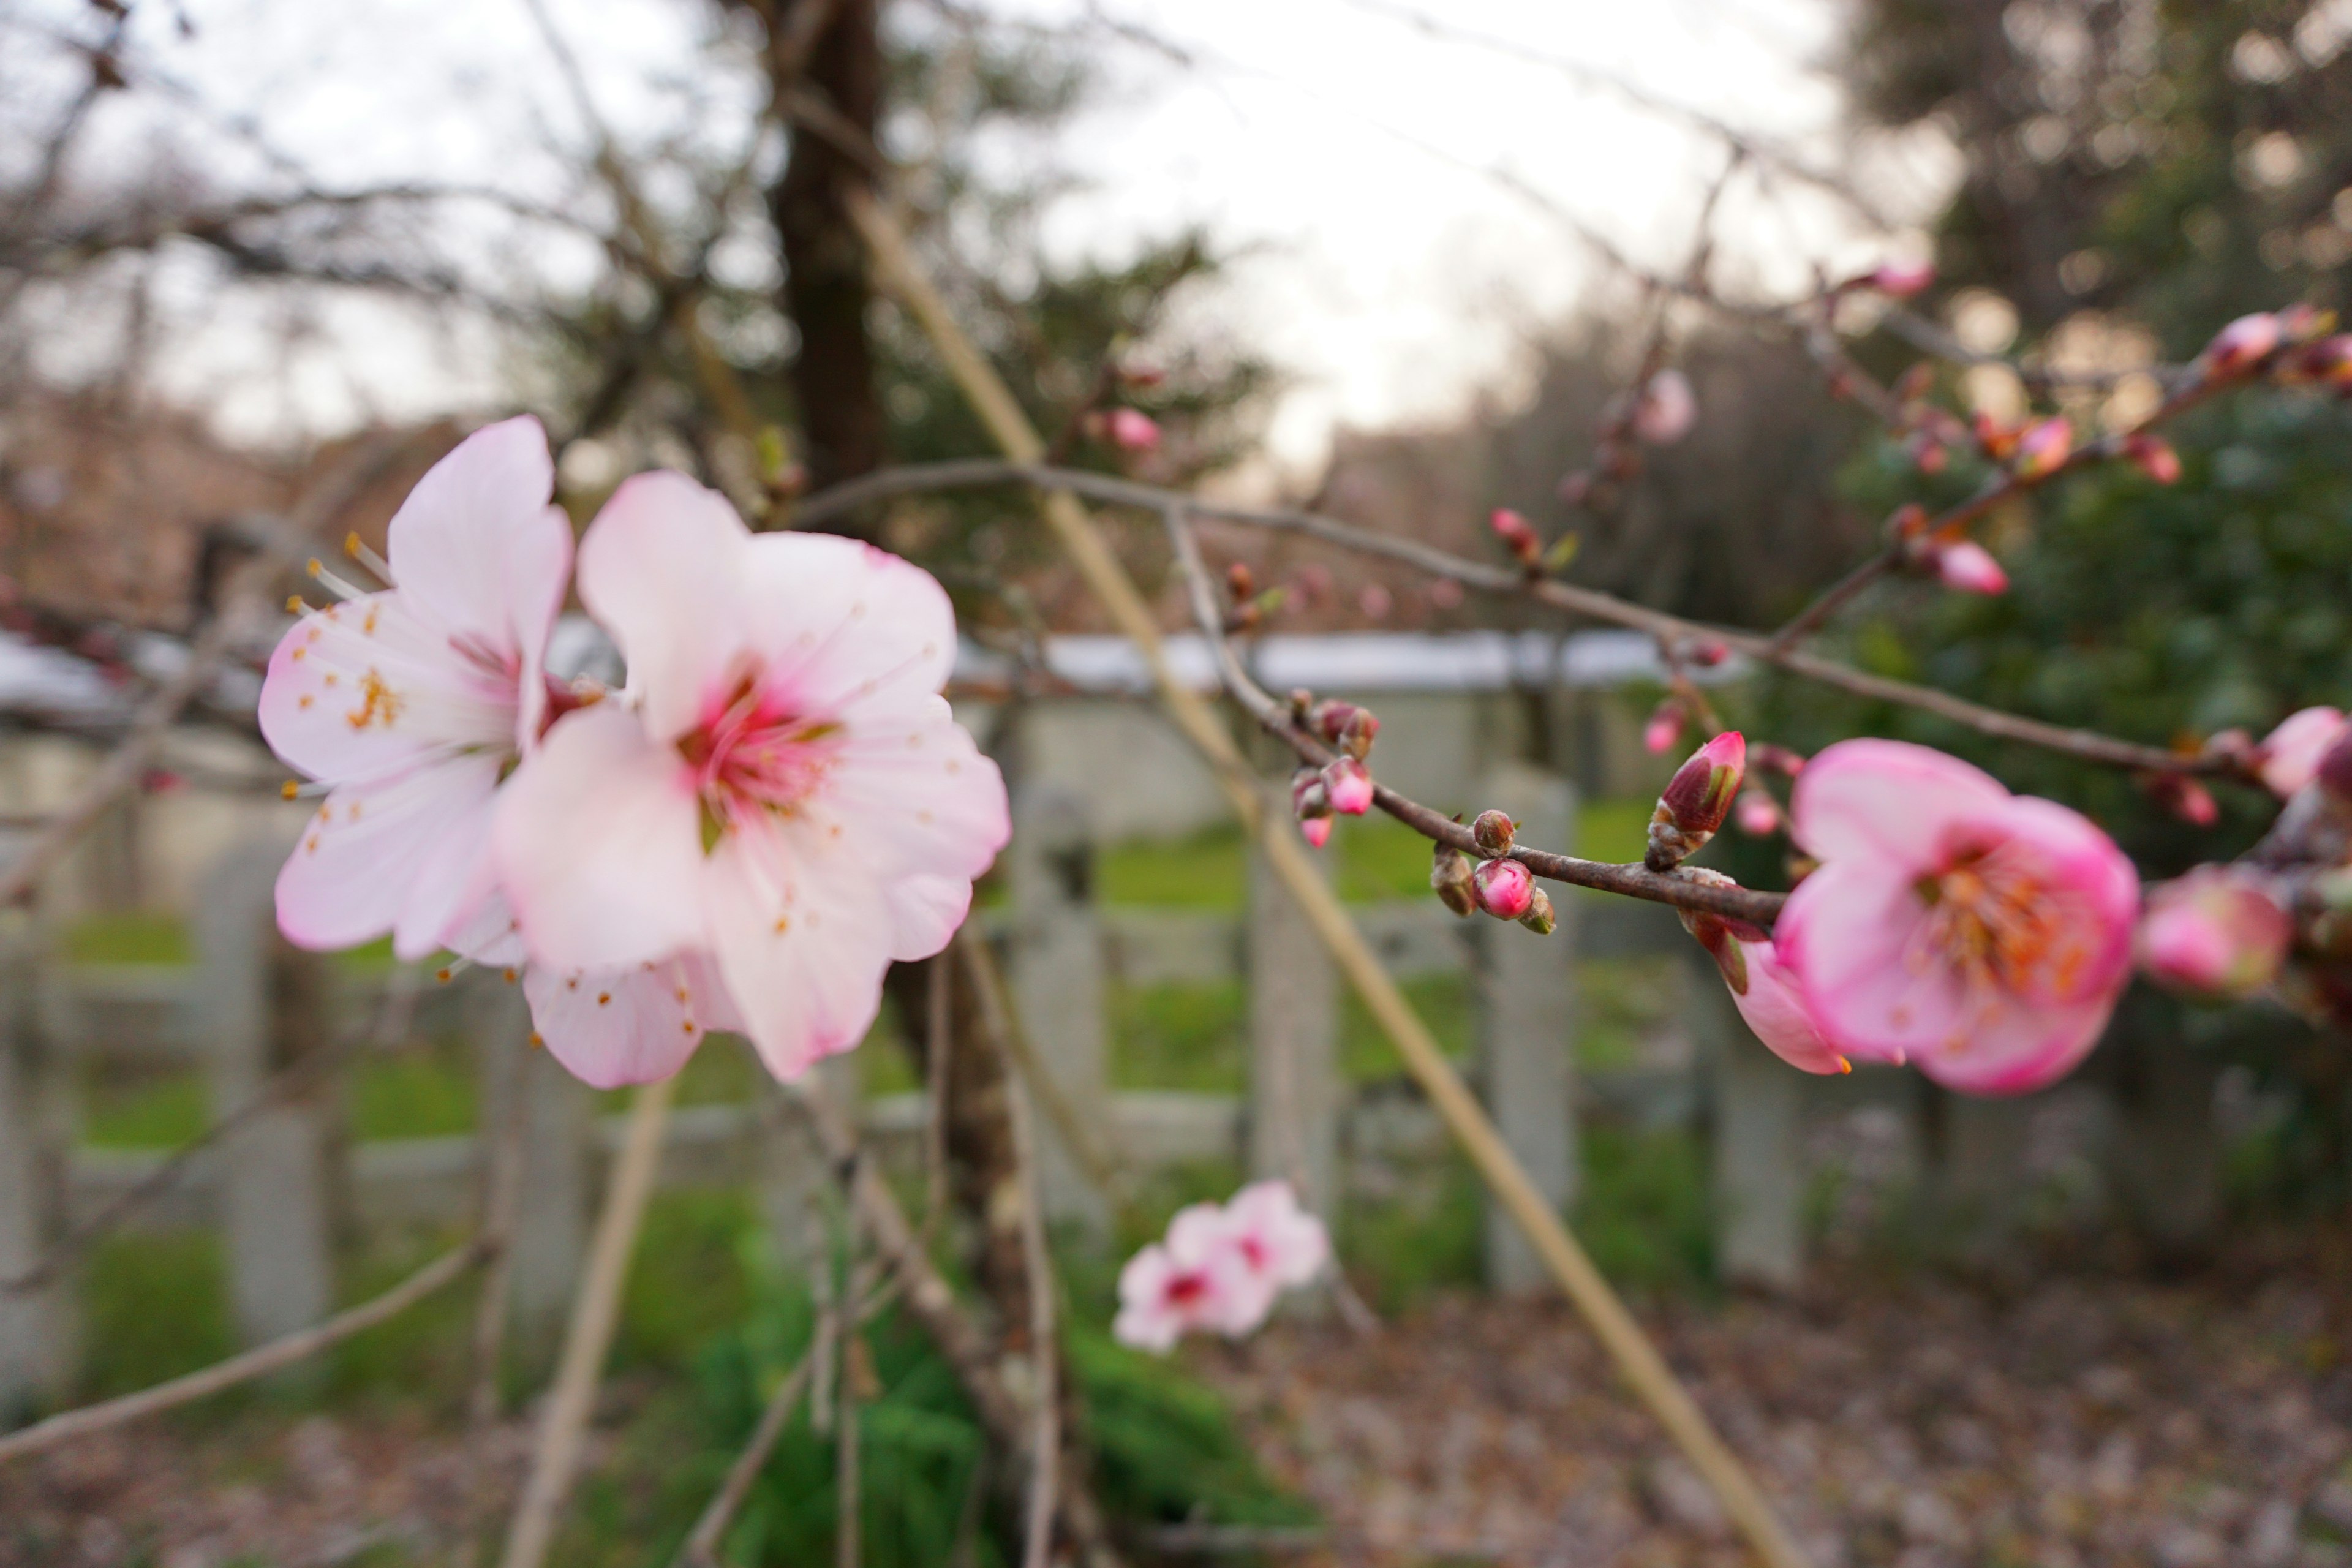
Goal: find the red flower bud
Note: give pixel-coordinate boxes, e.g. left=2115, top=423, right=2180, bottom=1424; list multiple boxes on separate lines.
left=2138, top=867, right=2293, bottom=1000
left=1869, top=258, right=1936, bottom=298
left=2146, top=773, right=2218, bottom=827
left=1471, top=809, right=1516, bottom=857
left=1647, top=730, right=1746, bottom=872
left=1473, top=857, right=1534, bottom=921
left=2124, top=432, right=2181, bottom=485
left=1106, top=408, right=1162, bottom=451
left=1322, top=755, right=1374, bottom=815
left=2012, top=417, right=2071, bottom=480
left=1643, top=701, right=1686, bottom=756
left=1489, top=508, right=1540, bottom=565
left=1929, top=539, right=2009, bottom=596
left=1734, top=790, right=1782, bottom=836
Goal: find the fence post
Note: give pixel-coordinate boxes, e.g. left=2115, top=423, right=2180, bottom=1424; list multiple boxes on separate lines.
left=197, top=836, right=336, bottom=1354
left=1475, top=763, right=1580, bottom=1293
left=1694, top=959, right=1804, bottom=1292
left=0, top=925, right=77, bottom=1416
left=1248, top=804, right=1342, bottom=1223
left=1006, top=780, right=1109, bottom=1233
left=471, top=977, right=591, bottom=1352
left=2105, top=1031, right=2220, bottom=1257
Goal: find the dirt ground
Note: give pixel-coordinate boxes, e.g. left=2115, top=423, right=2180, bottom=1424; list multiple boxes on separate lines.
left=8, top=1242, right=2352, bottom=1567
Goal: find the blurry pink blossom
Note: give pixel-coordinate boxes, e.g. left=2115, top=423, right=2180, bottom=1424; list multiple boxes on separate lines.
left=1106, top=408, right=1162, bottom=451
left=2137, top=867, right=2293, bottom=1000
left=1931, top=539, right=2010, bottom=596
left=1223, top=1180, right=1330, bottom=1293
left=2204, top=312, right=2282, bottom=375
left=1643, top=701, right=1686, bottom=755
left=1322, top=755, right=1374, bottom=815
left=1298, top=815, right=1333, bottom=850
left=2012, top=417, right=2072, bottom=479
left=1428, top=577, right=1465, bottom=609
left=1489, top=508, right=1539, bottom=565
left=2124, top=433, right=2182, bottom=485
left=1632, top=369, right=1697, bottom=445
left=1113, top=1202, right=1269, bottom=1353
left=1735, top=790, right=1782, bottom=837
left=1682, top=886, right=1847, bottom=1076
left=2256, top=706, right=2347, bottom=797
left=1356, top=582, right=1393, bottom=620
left=1869, top=258, right=1937, bottom=298
left=493, top=472, right=1009, bottom=1084
left=262, top=415, right=570, bottom=965
left=1775, top=739, right=2138, bottom=1096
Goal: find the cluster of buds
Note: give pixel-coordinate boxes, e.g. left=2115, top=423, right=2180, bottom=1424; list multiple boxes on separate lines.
left=1221, top=561, right=1287, bottom=635
left=2201, top=306, right=2352, bottom=388
left=1646, top=731, right=1745, bottom=873
left=1431, top=810, right=1553, bottom=932
left=1288, top=695, right=1384, bottom=846
left=2137, top=867, right=2294, bottom=1000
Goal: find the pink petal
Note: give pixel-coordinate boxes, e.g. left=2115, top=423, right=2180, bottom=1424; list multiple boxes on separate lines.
left=259, top=594, right=518, bottom=785
left=701, top=821, right=894, bottom=1082
left=1789, top=737, right=2009, bottom=867
left=736, top=532, right=959, bottom=719
left=1908, top=992, right=2116, bottom=1097
left=1113, top=1245, right=1185, bottom=1353
left=1962, top=796, right=2138, bottom=1006
left=2259, top=706, right=2347, bottom=796
left=275, top=753, right=504, bottom=953
left=389, top=776, right=502, bottom=961
left=1774, top=859, right=1955, bottom=1066
left=1725, top=938, right=1848, bottom=1076
left=522, top=955, right=732, bottom=1090
left=574, top=470, right=762, bottom=743
left=494, top=704, right=706, bottom=971
left=883, top=873, right=977, bottom=964
left=817, top=693, right=1010, bottom=884
left=1225, top=1180, right=1330, bottom=1287
left=383, top=417, right=572, bottom=745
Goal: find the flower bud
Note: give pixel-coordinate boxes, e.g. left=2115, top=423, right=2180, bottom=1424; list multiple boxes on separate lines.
left=1972, top=410, right=2021, bottom=461
left=2256, top=706, right=2348, bottom=797
left=1339, top=707, right=1380, bottom=761
left=1473, top=856, right=1534, bottom=921
left=1489, top=508, right=1540, bottom=565
left=2146, top=772, right=2218, bottom=826
left=1321, top=755, right=1374, bottom=815
left=1517, top=885, right=1556, bottom=935
left=2012, top=416, right=2071, bottom=479
left=1751, top=743, right=1808, bottom=778
left=2321, top=724, right=2352, bottom=802
left=1300, top=815, right=1332, bottom=848
left=1929, top=538, right=2009, bottom=596
left=1309, top=699, right=1360, bottom=745
left=1227, top=561, right=1256, bottom=601
left=1643, top=700, right=1686, bottom=756
left=1869, top=258, right=1936, bottom=298
left=1431, top=842, right=1477, bottom=918
left=1887, top=502, right=1930, bottom=542
left=2124, top=433, right=2181, bottom=484
left=1470, top=809, right=1516, bottom=856
left=1647, top=730, right=1746, bottom=872
left=1292, top=767, right=1333, bottom=849
left=2204, top=312, right=2281, bottom=376
left=2138, top=868, right=2293, bottom=1000
left=2297, top=334, right=2352, bottom=389
left=1632, top=369, right=1697, bottom=445
left=1735, top=789, right=1782, bottom=836
left=1106, top=408, right=1162, bottom=451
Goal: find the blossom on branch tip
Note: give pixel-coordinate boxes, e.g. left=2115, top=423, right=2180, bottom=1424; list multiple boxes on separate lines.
left=490, top=471, right=1009, bottom=1085
left=1489, top=508, right=1540, bottom=567
left=1646, top=731, right=1745, bottom=872
left=1105, top=408, right=1162, bottom=451
left=1929, top=539, right=2010, bottom=597
left=1517, top=884, right=1557, bottom=935
left=1321, top=755, right=1374, bottom=816
left=1292, top=767, right=1333, bottom=849
left=2204, top=312, right=2282, bottom=376
left=2146, top=772, right=2218, bottom=827
left=1679, top=873, right=1845, bottom=1076
left=1774, top=739, right=2138, bottom=1096
left=1114, top=1182, right=1330, bottom=1352
left=2011, top=417, right=2072, bottom=480
left=1632, top=369, right=1697, bottom=445
left=1472, top=856, right=1534, bottom=921
left=1643, top=700, right=1686, bottom=756
left=2256, top=706, right=2347, bottom=797
left=2125, top=433, right=2182, bottom=485
left=2137, top=867, right=2293, bottom=1001
left=1735, top=789, right=1782, bottom=837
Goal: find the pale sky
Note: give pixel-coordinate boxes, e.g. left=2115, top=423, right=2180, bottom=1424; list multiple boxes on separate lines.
left=8, top=0, right=1954, bottom=472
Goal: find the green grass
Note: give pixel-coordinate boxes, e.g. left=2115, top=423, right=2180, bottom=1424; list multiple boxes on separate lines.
left=1098, top=822, right=1249, bottom=907
left=1576, top=1123, right=1714, bottom=1295
left=1574, top=956, right=1684, bottom=1073
left=1341, top=974, right=1472, bottom=1082
left=1113, top=980, right=1246, bottom=1092
left=349, top=1046, right=477, bottom=1140
left=81, top=1068, right=210, bottom=1148
left=81, top=1229, right=235, bottom=1400
left=62, top=911, right=194, bottom=965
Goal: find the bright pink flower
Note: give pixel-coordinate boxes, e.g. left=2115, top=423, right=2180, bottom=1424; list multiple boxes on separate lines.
left=2256, top=706, right=2347, bottom=797
left=1112, top=1202, right=1273, bottom=1353
left=2136, top=867, right=2293, bottom=1000
left=1684, top=898, right=1847, bottom=1076
left=492, top=472, right=1009, bottom=1084
left=1223, top=1180, right=1330, bottom=1293
left=2012, top=417, right=2071, bottom=479
left=1322, top=755, right=1374, bottom=815
left=1931, top=539, right=2009, bottom=595
left=261, top=416, right=570, bottom=963
left=1106, top=408, right=1161, bottom=451
left=1473, top=857, right=1534, bottom=920
left=2205, top=312, right=2282, bottom=375
left=1869, top=258, right=1936, bottom=298
left=1775, top=739, right=2138, bottom=1096
left=1632, top=369, right=1697, bottom=445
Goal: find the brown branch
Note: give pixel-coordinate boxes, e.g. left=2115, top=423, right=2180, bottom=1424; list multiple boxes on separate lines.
left=794, top=458, right=2216, bottom=778
left=0, top=1241, right=481, bottom=1464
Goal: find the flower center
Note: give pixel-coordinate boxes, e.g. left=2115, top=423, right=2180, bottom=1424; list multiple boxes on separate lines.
left=678, top=677, right=842, bottom=841
left=1915, top=841, right=2089, bottom=1001
left=1164, top=1270, right=1210, bottom=1306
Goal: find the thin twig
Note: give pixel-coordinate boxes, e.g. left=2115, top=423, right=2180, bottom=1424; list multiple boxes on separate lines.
left=497, top=1075, right=679, bottom=1568
left=0, top=1241, right=482, bottom=1464
left=674, top=1317, right=832, bottom=1568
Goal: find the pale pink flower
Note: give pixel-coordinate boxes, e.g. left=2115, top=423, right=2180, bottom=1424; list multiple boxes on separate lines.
left=2256, top=706, right=2346, bottom=797
left=2204, top=312, right=2282, bottom=375
left=1299, top=815, right=1333, bottom=850
left=1930, top=539, right=2010, bottom=596
left=1632, top=369, right=1697, bottom=445
left=261, top=416, right=570, bottom=963
left=1112, top=1202, right=1272, bottom=1354
left=492, top=472, right=1010, bottom=1083
left=1869, top=258, right=1936, bottom=298
left=2136, top=867, right=2293, bottom=1000
left=1223, top=1180, right=1330, bottom=1293
left=1775, top=739, right=2138, bottom=1096
left=1643, top=701, right=1686, bottom=755
left=1106, top=408, right=1162, bottom=452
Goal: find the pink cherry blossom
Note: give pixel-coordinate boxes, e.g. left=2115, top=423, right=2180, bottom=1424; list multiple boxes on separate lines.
left=261, top=416, right=570, bottom=963
left=1298, top=815, right=1333, bottom=849
left=1632, top=369, right=1697, bottom=445
left=1112, top=1202, right=1272, bottom=1354
left=2204, top=312, right=2282, bottom=375
left=1223, top=1180, right=1331, bottom=1292
left=1643, top=701, right=1686, bottom=755
left=1473, top=857, right=1534, bottom=920
left=1775, top=739, right=2138, bottom=1096
left=2136, top=867, right=2293, bottom=1000
left=492, top=472, right=1010, bottom=1084
left=1106, top=407, right=1162, bottom=452
left=2256, top=706, right=2347, bottom=797
left=522, top=954, right=747, bottom=1090
left=1735, top=790, right=1782, bottom=836
left=1930, top=539, right=2010, bottom=596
